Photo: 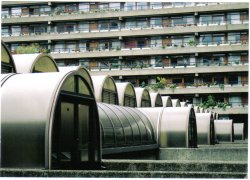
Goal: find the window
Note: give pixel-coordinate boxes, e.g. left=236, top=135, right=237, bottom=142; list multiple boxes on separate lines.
left=79, top=22, right=89, bottom=32
left=125, top=20, right=136, bottom=29
left=11, top=7, right=21, bottom=16
left=98, top=3, right=109, bottom=9
left=150, top=2, right=162, bottom=9
left=2, top=8, right=9, bottom=17
left=66, top=23, right=76, bottom=32
left=2, top=27, right=9, bottom=36
left=228, top=33, right=240, bottom=43
left=137, top=2, right=147, bottom=10
left=109, top=3, right=120, bottom=10
left=54, top=42, right=64, bottom=52
left=124, top=2, right=135, bottom=11
left=151, top=37, right=162, bottom=48
left=99, top=21, right=109, bottom=30
left=30, top=6, right=40, bottom=15
left=57, top=24, right=64, bottom=33
left=65, top=4, right=77, bottom=13
left=79, top=3, right=90, bottom=12
left=212, top=14, right=224, bottom=24
left=11, top=26, right=21, bottom=36
left=40, top=6, right=51, bottom=15
left=137, top=19, right=147, bottom=28
left=227, top=13, right=240, bottom=24
left=150, top=17, right=162, bottom=27
left=199, top=15, right=212, bottom=25
left=228, top=54, right=240, bottom=64
left=110, top=22, right=118, bottom=30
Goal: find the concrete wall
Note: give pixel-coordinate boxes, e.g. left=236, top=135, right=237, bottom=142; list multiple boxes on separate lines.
left=210, top=107, right=248, bottom=115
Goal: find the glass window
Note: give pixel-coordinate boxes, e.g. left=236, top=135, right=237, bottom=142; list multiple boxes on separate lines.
left=213, top=34, right=225, bottom=44
left=137, top=19, right=147, bottom=28
left=200, top=35, right=212, bottom=44
left=65, top=23, right=76, bottom=32
left=11, top=7, right=21, bottom=16
left=11, top=26, right=21, bottom=35
left=172, top=17, right=183, bottom=26
left=199, top=15, right=212, bottom=24
left=109, top=3, right=120, bottom=10
left=98, top=3, right=109, bottom=9
left=57, top=24, right=65, bottom=33
left=150, top=17, right=162, bottom=27
left=137, top=2, right=147, bottom=10
left=99, top=21, right=109, bottom=30
left=125, top=20, right=136, bottom=29
left=228, top=54, right=240, bottom=64
left=54, top=42, right=64, bottom=52
left=228, top=33, right=240, bottom=43
left=2, top=27, right=9, bottom=36
left=185, top=16, right=194, bottom=25
left=79, top=3, right=90, bottom=12
left=124, top=2, right=135, bottom=11
left=40, top=6, right=51, bottom=15
left=227, top=13, right=240, bottom=24
left=79, top=22, right=89, bottom=32
left=110, top=22, right=118, bottom=30
left=150, top=2, right=162, bottom=9
left=65, top=4, right=77, bottom=13
left=212, top=14, right=224, bottom=24
left=2, top=8, right=9, bottom=17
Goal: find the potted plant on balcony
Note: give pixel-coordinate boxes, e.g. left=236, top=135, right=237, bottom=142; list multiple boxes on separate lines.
left=188, top=39, right=196, bottom=46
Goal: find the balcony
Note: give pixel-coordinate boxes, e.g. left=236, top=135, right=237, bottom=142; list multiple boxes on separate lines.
left=1, top=21, right=248, bottom=43
left=88, top=61, right=248, bottom=76
left=155, top=82, right=248, bottom=95
left=2, top=3, right=247, bottom=24
left=48, top=41, right=248, bottom=59
left=211, top=106, right=248, bottom=115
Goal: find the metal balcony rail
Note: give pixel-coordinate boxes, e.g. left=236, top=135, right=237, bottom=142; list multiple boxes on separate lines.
left=82, top=59, right=248, bottom=71
left=192, top=102, right=248, bottom=108
left=145, top=80, right=248, bottom=90
left=1, top=2, right=231, bottom=18
left=2, top=18, right=248, bottom=37
left=47, top=40, right=248, bottom=53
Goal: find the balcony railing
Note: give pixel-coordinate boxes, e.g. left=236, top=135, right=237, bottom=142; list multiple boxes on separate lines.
left=1, top=2, right=231, bottom=19
left=2, top=18, right=248, bottom=37
left=46, top=40, right=248, bottom=54
left=81, top=59, right=248, bottom=72
left=192, top=102, right=248, bottom=108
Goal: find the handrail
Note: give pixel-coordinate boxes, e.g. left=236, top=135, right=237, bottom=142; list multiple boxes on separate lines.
left=1, top=2, right=232, bottom=18
left=2, top=18, right=248, bottom=37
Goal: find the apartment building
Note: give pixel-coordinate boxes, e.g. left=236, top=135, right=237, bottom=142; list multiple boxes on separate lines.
left=1, top=1, right=248, bottom=128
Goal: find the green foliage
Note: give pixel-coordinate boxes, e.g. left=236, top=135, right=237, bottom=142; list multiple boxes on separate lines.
left=188, top=39, right=196, bottom=46
left=141, top=81, right=146, bottom=88
left=16, top=43, right=47, bottom=54
left=219, top=84, right=225, bottom=90
left=199, top=95, right=229, bottom=110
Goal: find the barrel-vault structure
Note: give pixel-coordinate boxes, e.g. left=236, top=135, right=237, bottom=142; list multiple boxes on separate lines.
left=150, top=92, right=163, bottom=107
left=214, top=120, right=234, bottom=142
left=1, top=71, right=101, bottom=169
left=116, top=82, right=137, bottom=107
left=1, top=41, right=16, bottom=73
left=134, top=87, right=151, bottom=107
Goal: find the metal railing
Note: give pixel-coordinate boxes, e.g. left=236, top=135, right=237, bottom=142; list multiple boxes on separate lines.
left=1, top=2, right=232, bottom=19
left=192, top=101, right=248, bottom=108
left=2, top=18, right=248, bottom=37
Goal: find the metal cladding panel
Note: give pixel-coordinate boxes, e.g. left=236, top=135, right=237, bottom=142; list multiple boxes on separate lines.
left=194, top=106, right=200, bottom=113
left=180, top=102, right=188, bottom=107
left=214, top=120, right=234, bottom=142
left=116, top=82, right=136, bottom=107
left=98, top=103, right=156, bottom=152
left=91, top=75, right=118, bottom=104
left=1, top=72, right=72, bottom=168
left=196, top=113, right=213, bottom=145
left=12, top=53, right=59, bottom=73
left=171, top=99, right=181, bottom=107
left=134, top=87, right=151, bottom=107
left=1, top=73, right=16, bottom=86
left=1, top=41, right=16, bottom=73
left=59, top=66, right=94, bottom=91
left=150, top=92, right=163, bottom=107
left=137, top=107, right=164, bottom=143
left=233, top=123, right=244, bottom=140
left=162, top=96, right=173, bottom=107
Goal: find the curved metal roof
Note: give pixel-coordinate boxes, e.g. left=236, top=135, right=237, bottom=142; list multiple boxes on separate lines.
left=214, top=120, right=234, bottom=142
left=116, top=82, right=136, bottom=107
left=180, top=102, right=188, bottom=107
left=150, top=92, right=163, bottom=107
left=138, top=107, right=197, bottom=148
left=134, top=87, right=151, bottom=107
left=171, top=99, right=181, bottom=107
left=59, top=65, right=94, bottom=91
left=91, top=75, right=118, bottom=104
left=196, top=112, right=214, bottom=145
left=1, top=41, right=16, bottom=73
left=233, top=123, right=244, bottom=140
left=12, top=53, right=59, bottom=73
left=1, top=71, right=98, bottom=169
left=162, top=96, right=173, bottom=107
left=98, top=103, right=157, bottom=154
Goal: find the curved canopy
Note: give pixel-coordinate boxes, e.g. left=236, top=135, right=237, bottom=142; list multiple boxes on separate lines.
left=91, top=75, right=118, bottom=105
left=134, top=87, right=151, bottom=107
left=1, top=71, right=101, bottom=169
left=162, top=96, right=173, bottom=107
left=59, top=65, right=94, bottom=91
left=98, top=103, right=157, bottom=154
left=150, top=92, right=163, bottom=107
left=1, top=41, right=16, bottom=73
left=180, top=102, right=188, bottom=107
left=138, top=107, right=197, bottom=148
left=194, top=106, right=200, bottom=113
left=12, top=53, right=59, bottom=73
left=199, top=107, right=205, bottom=113
left=116, top=82, right=137, bottom=107
left=233, top=123, right=244, bottom=140
left=171, top=99, right=181, bottom=107
left=1, top=73, right=16, bottom=86
left=214, top=120, right=234, bottom=142
left=196, top=112, right=215, bottom=145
